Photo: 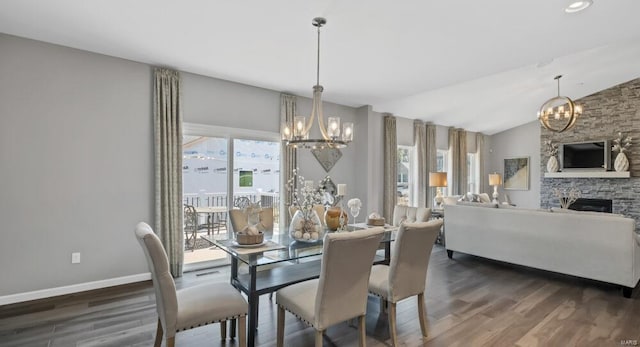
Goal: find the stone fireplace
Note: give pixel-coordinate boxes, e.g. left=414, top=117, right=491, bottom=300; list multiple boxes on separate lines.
left=540, top=78, right=640, bottom=230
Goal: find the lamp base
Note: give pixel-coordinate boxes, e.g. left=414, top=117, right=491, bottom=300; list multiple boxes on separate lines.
left=434, top=188, right=444, bottom=209
left=492, top=185, right=499, bottom=204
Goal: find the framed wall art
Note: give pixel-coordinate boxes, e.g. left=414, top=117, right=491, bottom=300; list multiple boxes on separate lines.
left=503, top=157, right=530, bottom=190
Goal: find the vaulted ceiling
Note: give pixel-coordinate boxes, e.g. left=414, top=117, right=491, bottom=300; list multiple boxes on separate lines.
left=1, top=0, right=639, bottom=134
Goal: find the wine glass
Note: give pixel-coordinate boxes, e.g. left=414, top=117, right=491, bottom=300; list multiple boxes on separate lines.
left=350, top=206, right=360, bottom=226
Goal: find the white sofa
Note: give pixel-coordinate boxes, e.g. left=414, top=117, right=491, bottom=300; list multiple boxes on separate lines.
left=444, top=203, right=640, bottom=297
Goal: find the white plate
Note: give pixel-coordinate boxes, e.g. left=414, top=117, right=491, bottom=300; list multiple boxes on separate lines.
left=231, top=240, right=268, bottom=248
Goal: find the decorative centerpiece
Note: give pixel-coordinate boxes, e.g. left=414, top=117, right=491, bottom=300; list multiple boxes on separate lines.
left=287, top=169, right=324, bottom=242
left=236, top=201, right=264, bottom=245
left=613, top=132, right=632, bottom=172
left=553, top=187, right=581, bottom=209
left=544, top=140, right=559, bottom=173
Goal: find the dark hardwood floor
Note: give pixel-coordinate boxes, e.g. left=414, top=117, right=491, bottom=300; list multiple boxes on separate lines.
left=1, top=245, right=639, bottom=346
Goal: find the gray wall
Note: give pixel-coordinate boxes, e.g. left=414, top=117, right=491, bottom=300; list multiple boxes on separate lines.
left=488, top=121, right=542, bottom=208
left=0, top=34, right=369, bottom=297
left=0, top=34, right=152, bottom=296
left=182, top=72, right=280, bottom=132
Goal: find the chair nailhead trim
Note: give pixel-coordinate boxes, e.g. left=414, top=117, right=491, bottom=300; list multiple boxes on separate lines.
left=176, top=314, right=247, bottom=332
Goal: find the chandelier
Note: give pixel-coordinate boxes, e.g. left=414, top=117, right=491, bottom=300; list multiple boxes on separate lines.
left=282, top=17, right=353, bottom=149
left=537, top=75, right=583, bottom=133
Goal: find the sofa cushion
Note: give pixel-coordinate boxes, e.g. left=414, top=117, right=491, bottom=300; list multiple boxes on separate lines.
left=443, top=196, right=461, bottom=205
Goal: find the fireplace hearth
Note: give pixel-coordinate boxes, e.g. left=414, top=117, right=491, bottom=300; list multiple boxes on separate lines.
left=569, top=198, right=613, bottom=213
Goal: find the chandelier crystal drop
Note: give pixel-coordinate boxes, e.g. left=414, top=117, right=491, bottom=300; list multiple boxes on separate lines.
left=281, top=17, right=353, bottom=149
left=537, top=75, right=582, bottom=133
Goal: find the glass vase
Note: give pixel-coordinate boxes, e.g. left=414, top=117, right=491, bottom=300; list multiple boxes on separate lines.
left=289, top=209, right=323, bottom=242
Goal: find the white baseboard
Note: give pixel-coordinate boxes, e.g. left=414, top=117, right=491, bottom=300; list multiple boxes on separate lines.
left=0, top=273, right=151, bottom=306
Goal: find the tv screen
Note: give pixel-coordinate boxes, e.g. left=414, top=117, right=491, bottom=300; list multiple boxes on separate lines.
left=561, top=141, right=610, bottom=170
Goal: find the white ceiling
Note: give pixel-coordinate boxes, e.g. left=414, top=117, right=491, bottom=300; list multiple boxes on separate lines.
left=1, top=0, right=639, bottom=134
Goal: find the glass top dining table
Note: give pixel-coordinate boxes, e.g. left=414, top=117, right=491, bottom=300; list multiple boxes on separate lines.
left=200, top=223, right=398, bottom=347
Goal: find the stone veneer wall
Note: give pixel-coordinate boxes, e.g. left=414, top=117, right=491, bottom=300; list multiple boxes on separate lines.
left=540, top=78, right=640, bottom=230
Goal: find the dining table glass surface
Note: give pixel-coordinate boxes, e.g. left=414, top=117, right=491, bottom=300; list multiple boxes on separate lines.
left=206, top=224, right=398, bottom=267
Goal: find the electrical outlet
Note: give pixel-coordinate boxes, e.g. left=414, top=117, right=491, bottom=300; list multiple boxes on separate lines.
left=71, top=252, right=81, bottom=264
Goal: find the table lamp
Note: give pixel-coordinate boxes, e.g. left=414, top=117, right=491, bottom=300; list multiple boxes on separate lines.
left=488, top=173, right=502, bottom=203
left=429, top=172, right=448, bottom=208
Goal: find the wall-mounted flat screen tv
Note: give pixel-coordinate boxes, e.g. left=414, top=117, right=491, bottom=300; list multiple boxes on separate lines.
left=560, top=140, right=611, bottom=171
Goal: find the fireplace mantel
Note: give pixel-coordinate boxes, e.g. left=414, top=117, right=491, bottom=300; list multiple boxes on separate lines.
left=544, top=171, right=630, bottom=178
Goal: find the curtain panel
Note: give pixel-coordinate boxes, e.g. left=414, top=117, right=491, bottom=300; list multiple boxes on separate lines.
left=280, top=94, right=297, bottom=224
left=383, top=114, right=397, bottom=221
left=413, top=120, right=427, bottom=207
left=153, top=68, right=184, bottom=277
left=448, top=127, right=468, bottom=196
left=476, top=133, right=488, bottom=195
left=426, top=123, right=437, bottom=208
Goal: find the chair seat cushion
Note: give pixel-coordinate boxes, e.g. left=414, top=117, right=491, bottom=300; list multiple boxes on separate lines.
left=368, top=265, right=390, bottom=300
left=175, top=282, right=247, bottom=331
left=276, top=279, right=319, bottom=327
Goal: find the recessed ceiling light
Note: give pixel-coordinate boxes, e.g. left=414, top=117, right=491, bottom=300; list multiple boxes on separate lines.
left=565, top=0, right=593, bottom=13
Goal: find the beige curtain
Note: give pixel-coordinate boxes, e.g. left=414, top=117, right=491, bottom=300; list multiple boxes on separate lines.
left=383, top=114, right=397, bottom=221
left=280, top=94, right=297, bottom=225
left=476, top=133, right=487, bottom=195
left=153, top=68, right=183, bottom=277
left=449, top=127, right=468, bottom=196
left=426, top=123, right=437, bottom=207
left=413, top=120, right=427, bottom=207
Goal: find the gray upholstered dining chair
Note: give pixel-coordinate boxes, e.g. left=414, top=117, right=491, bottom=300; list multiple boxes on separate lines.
left=368, top=220, right=443, bottom=346
left=135, top=222, right=248, bottom=347
left=392, top=205, right=431, bottom=226
left=276, top=227, right=385, bottom=347
left=229, top=207, right=274, bottom=234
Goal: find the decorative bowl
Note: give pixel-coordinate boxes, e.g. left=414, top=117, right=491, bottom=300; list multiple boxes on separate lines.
left=236, top=231, right=264, bottom=245
left=367, top=217, right=385, bottom=226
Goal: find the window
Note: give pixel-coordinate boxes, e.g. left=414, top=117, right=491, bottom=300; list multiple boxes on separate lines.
left=467, top=153, right=478, bottom=194
left=436, top=150, right=448, bottom=196
left=397, top=146, right=412, bottom=206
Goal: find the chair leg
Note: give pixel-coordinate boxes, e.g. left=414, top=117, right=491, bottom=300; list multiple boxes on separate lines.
left=277, top=305, right=285, bottom=347
left=220, top=320, right=227, bottom=340
left=166, top=336, right=175, bottom=347
left=379, top=297, right=387, bottom=314
left=388, top=302, right=398, bottom=347
left=315, top=330, right=324, bottom=347
left=153, top=319, right=163, bottom=347
left=417, top=293, right=428, bottom=338
left=358, top=315, right=367, bottom=347
left=238, top=315, right=247, bottom=347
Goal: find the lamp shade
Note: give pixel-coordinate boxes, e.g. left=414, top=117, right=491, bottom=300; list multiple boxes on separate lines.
left=429, top=172, right=447, bottom=187
left=489, top=173, right=502, bottom=186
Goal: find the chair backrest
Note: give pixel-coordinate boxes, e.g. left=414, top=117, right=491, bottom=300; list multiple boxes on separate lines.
left=392, top=205, right=431, bottom=226
left=184, top=205, right=197, bottom=231
left=229, top=208, right=274, bottom=233
left=134, top=222, right=178, bottom=334
left=388, top=220, right=443, bottom=302
left=314, top=227, right=385, bottom=330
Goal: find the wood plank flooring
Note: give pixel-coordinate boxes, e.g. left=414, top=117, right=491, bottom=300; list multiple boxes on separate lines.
left=1, top=245, right=639, bottom=346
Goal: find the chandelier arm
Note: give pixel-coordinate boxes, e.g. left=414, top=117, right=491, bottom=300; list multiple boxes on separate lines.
left=317, top=94, right=331, bottom=141
left=561, top=100, right=578, bottom=132
left=304, top=89, right=318, bottom=135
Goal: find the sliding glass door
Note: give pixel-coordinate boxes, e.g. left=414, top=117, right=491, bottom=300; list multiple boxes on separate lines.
left=232, top=139, right=281, bottom=234
left=182, top=124, right=281, bottom=269
left=182, top=136, right=229, bottom=266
